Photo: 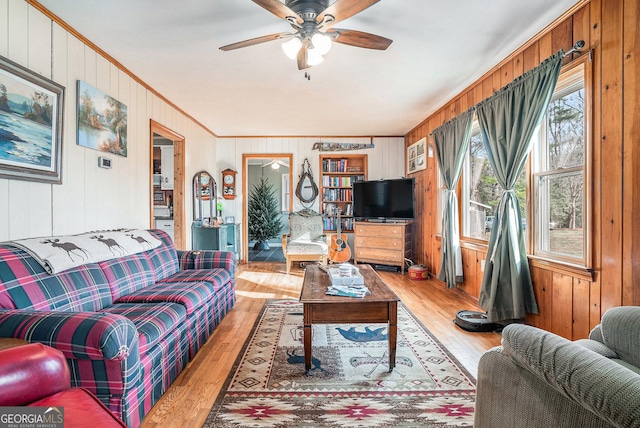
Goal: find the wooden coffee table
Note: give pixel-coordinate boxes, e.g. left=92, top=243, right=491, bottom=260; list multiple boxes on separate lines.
left=299, top=264, right=399, bottom=373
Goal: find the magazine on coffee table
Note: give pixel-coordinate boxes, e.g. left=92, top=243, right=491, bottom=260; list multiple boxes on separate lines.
left=318, top=263, right=369, bottom=297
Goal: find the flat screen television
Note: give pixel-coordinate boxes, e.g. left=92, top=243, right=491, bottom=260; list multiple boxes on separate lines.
left=352, top=178, right=415, bottom=220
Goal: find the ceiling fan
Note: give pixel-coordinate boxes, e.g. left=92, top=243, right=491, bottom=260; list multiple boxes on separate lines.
left=220, top=0, right=392, bottom=70
left=261, top=159, right=290, bottom=169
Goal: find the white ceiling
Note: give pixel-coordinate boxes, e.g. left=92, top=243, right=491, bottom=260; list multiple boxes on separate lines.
left=37, top=0, right=578, bottom=137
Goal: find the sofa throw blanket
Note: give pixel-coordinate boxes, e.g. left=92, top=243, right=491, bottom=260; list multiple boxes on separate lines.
left=5, top=229, right=162, bottom=274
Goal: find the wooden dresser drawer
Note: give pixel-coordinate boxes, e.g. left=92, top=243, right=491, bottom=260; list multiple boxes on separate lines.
left=355, top=236, right=402, bottom=249
left=356, top=248, right=404, bottom=262
left=354, top=223, right=405, bottom=237
left=353, top=221, right=412, bottom=273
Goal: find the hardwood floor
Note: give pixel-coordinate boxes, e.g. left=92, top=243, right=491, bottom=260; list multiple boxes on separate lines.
left=140, top=262, right=502, bottom=428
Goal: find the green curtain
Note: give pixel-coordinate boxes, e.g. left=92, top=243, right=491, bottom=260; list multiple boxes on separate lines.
left=477, top=51, right=563, bottom=322
left=433, top=109, right=475, bottom=288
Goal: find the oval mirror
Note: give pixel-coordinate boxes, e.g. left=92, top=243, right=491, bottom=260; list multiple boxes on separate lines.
left=295, top=159, right=318, bottom=205
left=297, top=174, right=317, bottom=203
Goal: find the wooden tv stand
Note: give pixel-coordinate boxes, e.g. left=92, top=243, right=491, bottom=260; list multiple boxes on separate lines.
left=353, top=221, right=412, bottom=274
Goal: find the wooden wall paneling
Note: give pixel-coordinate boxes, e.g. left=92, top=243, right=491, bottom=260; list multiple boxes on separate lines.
left=572, top=277, right=592, bottom=339
left=522, top=42, right=540, bottom=73
left=481, top=76, right=494, bottom=99
left=623, top=0, right=639, bottom=305
left=60, top=30, right=86, bottom=235
left=589, top=0, right=603, bottom=320
left=527, top=266, right=552, bottom=331
left=8, top=0, right=27, bottom=64
left=5, top=0, right=28, bottom=240
left=25, top=5, right=52, bottom=239
left=491, top=70, right=501, bottom=94
left=500, top=60, right=514, bottom=87
left=590, top=272, right=602, bottom=330
left=101, top=64, right=118, bottom=228
left=465, top=86, right=475, bottom=110
left=27, top=4, right=50, bottom=75
left=460, top=247, right=476, bottom=296
left=539, top=31, right=554, bottom=59
left=82, top=46, right=99, bottom=232
left=573, top=4, right=591, bottom=50
left=599, top=0, right=624, bottom=312
left=552, top=13, right=574, bottom=65
left=513, top=52, right=524, bottom=79
left=51, top=21, right=69, bottom=235
left=433, top=238, right=441, bottom=280
left=551, top=272, right=573, bottom=339
left=403, top=2, right=637, bottom=336
left=125, top=82, right=138, bottom=229
left=138, top=86, right=151, bottom=229
left=0, top=0, right=8, bottom=56
left=477, top=251, right=487, bottom=298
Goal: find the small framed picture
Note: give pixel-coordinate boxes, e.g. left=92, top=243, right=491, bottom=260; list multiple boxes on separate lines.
left=407, top=137, right=427, bottom=174
left=225, top=216, right=235, bottom=224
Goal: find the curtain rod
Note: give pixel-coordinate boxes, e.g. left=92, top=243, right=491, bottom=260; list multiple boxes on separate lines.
left=563, top=40, right=585, bottom=57
left=427, top=42, right=584, bottom=137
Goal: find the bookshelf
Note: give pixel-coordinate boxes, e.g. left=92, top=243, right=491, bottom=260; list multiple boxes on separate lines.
left=320, top=154, right=368, bottom=232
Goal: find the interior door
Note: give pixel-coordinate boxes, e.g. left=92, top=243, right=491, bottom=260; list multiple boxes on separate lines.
left=242, top=154, right=293, bottom=263
left=150, top=120, right=185, bottom=249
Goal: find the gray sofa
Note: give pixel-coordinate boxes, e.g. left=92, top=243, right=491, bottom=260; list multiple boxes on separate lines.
left=475, top=306, right=640, bottom=428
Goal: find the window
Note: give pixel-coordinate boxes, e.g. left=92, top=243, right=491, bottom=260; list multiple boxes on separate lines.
left=458, top=59, right=589, bottom=267
left=462, top=121, right=527, bottom=240
left=462, top=122, right=496, bottom=240
left=532, top=62, right=588, bottom=265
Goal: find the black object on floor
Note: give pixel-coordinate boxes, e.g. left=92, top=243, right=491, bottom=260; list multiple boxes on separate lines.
left=248, top=246, right=286, bottom=262
left=453, top=310, right=500, bottom=332
left=373, top=264, right=401, bottom=272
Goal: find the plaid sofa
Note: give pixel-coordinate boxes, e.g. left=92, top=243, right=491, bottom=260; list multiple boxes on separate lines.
left=0, top=229, right=236, bottom=427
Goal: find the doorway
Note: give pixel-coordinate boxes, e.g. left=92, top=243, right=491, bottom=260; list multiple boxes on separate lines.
left=150, top=120, right=185, bottom=249
left=242, top=154, right=293, bottom=263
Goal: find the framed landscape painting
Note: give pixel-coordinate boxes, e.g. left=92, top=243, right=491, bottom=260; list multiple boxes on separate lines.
left=77, top=80, right=127, bottom=157
left=0, top=55, right=64, bottom=183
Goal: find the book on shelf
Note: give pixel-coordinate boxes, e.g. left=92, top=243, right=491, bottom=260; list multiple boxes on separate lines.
left=322, top=188, right=352, bottom=201
left=322, top=175, right=366, bottom=187
left=323, top=217, right=353, bottom=231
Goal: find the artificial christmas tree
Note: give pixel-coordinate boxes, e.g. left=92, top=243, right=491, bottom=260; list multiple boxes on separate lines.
left=248, top=177, right=284, bottom=250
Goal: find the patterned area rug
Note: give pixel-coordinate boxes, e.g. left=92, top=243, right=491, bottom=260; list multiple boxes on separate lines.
left=204, top=300, right=476, bottom=427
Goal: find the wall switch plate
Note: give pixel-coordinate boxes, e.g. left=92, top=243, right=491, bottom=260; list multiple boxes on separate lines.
left=98, top=156, right=112, bottom=169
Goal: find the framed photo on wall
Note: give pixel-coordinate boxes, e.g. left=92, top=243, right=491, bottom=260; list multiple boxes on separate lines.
left=407, top=137, right=427, bottom=174
left=0, top=55, right=64, bottom=183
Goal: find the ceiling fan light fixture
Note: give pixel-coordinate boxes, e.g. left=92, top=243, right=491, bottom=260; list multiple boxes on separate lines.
left=307, top=48, right=324, bottom=65
left=271, top=162, right=280, bottom=170
left=282, top=37, right=302, bottom=59
left=311, top=32, right=332, bottom=56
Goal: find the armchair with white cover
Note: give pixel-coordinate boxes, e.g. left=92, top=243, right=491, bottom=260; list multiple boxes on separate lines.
left=281, top=210, right=329, bottom=274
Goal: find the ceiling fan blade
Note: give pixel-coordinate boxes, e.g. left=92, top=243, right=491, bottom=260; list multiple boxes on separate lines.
left=326, top=28, right=392, bottom=50
left=252, top=0, right=303, bottom=25
left=317, top=0, right=380, bottom=26
left=297, top=43, right=309, bottom=70
left=219, top=32, right=294, bottom=51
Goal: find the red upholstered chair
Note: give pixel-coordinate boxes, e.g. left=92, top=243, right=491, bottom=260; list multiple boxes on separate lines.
left=0, top=343, right=127, bottom=428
